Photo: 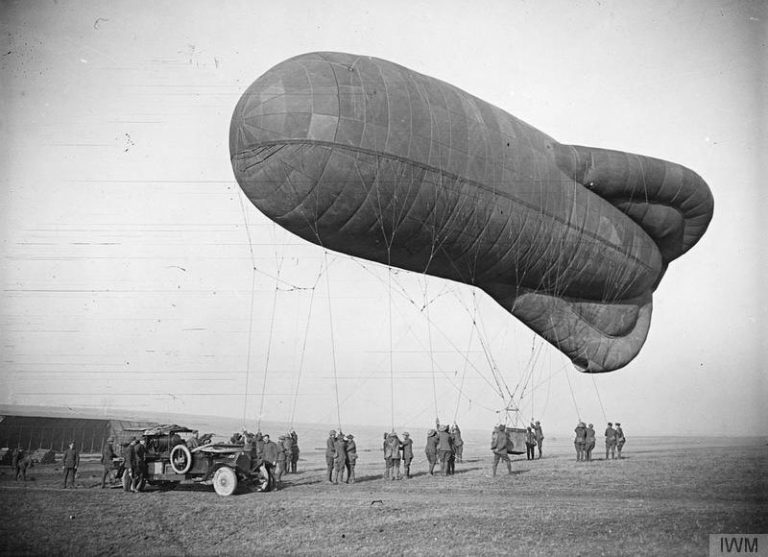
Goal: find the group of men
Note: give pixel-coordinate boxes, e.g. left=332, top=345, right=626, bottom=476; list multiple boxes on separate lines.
left=243, top=429, right=300, bottom=483
left=424, top=422, right=463, bottom=477
left=573, top=421, right=626, bottom=461
left=10, top=446, right=33, bottom=482
left=325, top=430, right=357, bottom=484
left=524, top=421, right=545, bottom=460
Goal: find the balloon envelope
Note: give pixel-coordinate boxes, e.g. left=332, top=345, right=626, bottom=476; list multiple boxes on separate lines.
left=229, top=52, right=713, bottom=372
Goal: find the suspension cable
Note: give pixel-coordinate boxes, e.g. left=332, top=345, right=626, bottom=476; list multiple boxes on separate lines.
left=323, top=249, right=342, bottom=432
left=236, top=189, right=258, bottom=428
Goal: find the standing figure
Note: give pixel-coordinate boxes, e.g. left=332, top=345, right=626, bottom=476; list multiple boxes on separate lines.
left=585, top=424, right=596, bottom=461
left=615, top=423, right=626, bottom=458
left=332, top=432, right=347, bottom=484
left=100, top=437, right=117, bottom=488
left=525, top=427, right=536, bottom=460
left=491, top=425, right=512, bottom=476
left=425, top=429, right=439, bottom=475
left=262, top=434, right=279, bottom=479
left=289, top=429, right=299, bottom=473
left=281, top=434, right=294, bottom=475
left=276, top=435, right=288, bottom=482
left=326, top=430, right=337, bottom=483
left=437, top=425, right=453, bottom=476
left=133, top=438, right=147, bottom=491
left=62, top=441, right=80, bottom=489
left=11, top=446, right=23, bottom=481
left=605, top=422, right=617, bottom=460
left=384, top=432, right=402, bottom=480
left=533, top=420, right=544, bottom=459
left=574, top=422, right=587, bottom=461
left=451, top=424, right=464, bottom=463
left=401, top=432, right=414, bottom=479
left=345, top=434, right=357, bottom=484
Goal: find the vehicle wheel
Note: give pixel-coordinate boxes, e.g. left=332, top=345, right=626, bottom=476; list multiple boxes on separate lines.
left=121, top=469, right=131, bottom=492
left=253, top=464, right=272, bottom=493
left=170, top=444, right=192, bottom=474
left=213, top=466, right=237, bottom=496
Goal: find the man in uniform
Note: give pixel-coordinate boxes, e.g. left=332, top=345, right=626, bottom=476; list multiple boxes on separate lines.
left=281, top=434, right=294, bottom=475
left=534, top=420, right=544, bottom=459
left=345, top=433, right=357, bottom=483
left=100, top=437, right=117, bottom=488
left=615, top=423, right=626, bottom=458
left=585, top=423, right=596, bottom=461
left=11, top=445, right=23, bottom=481
left=425, top=429, right=439, bottom=475
left=289, top=429, right=299, bottom=473
left=276, top=435, right=288, bottom=483
left=326, top=430, right=337, bottom=483
left=574, top=422, right=587, bottom=461
left=62, top=441, right=80, bottom=488
left=491, top=425, right=512, bottom=476
left=384, top=432, right=402, bottom=480
left=262, top=434, right=279, bottom=478
left=133, top=438, right=147, bottom=492
left=437, top=425, right=453, bottom=476
left=332, top=432, right=347, bottom=484
left=451, top=424, right=464, bottom=463
left=525, top=426, right=536, bottom=460
left=401, top=432, right=414, bottom=479
left=605, top=422, right=617, bottom=460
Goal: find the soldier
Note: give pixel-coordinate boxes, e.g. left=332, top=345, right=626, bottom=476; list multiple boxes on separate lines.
left=17, top=453, right=32, bottom=482
left=491, top=425, right=512, bottom=476
left=585, top=424, right=596, bottom=461
left=401, top=432, right=414, bottom=479
left=326, top=430, right=337, bottom=483
left=384, top=432, right=402, bottom=480
left=289, top=429, right=299, bottom=473
left=345, top=434, right=357, bottom=484
left=133, top=438, right=147, bottom=492
left=574, top=422, right=587, bottom=461
left=262, top=434, right=280, bottom=478
left=186, top=431, right=200, bottom=449
left=62, top=441, right=80, bottom=488
left=332, top=432, right=347, bottom=484
left=100, top=437, right=117, bottom=488
left=425, top=429, right=439, bottom=475
left=525, top=427, right=536, bottom=460
left=281, top=434, right=294, bottom=474
left=451, top=424, right=464, bottom=463
left=276, top=435, right=288, bottom=482
left=605, top=422, right=617, bottom=460
left=616, top=423, right=626, bottom=458
left=534, top=420, right=544, bottom=459
left=437, top=425, right=453, bottom=476
left=11, top=446, right=23, bottom=481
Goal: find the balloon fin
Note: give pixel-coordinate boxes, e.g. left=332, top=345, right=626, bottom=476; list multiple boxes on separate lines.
left=485, top=285, right=653, bottom=373
left=554, top=144, right=714, bottom=264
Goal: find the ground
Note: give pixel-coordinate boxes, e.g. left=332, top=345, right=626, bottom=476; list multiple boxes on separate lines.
left=0, top=436, right=765, bottom=556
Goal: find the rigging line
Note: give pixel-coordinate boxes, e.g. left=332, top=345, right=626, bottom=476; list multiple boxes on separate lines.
left=388, top=252, right=395, bottom=432
left=591, top=375, right=609, bottom=424
left=454, top=291, right=477, bottom=423
left=322, top=248, right=342, bottom=432
left=348, top=257, right=499, bottom=394
left=288, top=264, right=325, bottom=428
left=422, top=279, right=439, bottom=421
left=257, top=254, right=284, bottom=432
left=236, top=188, right=258, bottom=428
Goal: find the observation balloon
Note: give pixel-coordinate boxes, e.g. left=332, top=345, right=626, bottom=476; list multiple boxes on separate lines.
left=229, top=52, right=714, bottom=373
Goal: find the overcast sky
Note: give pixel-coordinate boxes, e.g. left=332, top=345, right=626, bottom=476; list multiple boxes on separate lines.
left=1, top=0, right=765, bottom=437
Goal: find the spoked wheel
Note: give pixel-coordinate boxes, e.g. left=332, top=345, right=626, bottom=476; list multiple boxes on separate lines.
left=252, top=464, right=272, bottom=492
left=212, top=466, right=238, bottom=496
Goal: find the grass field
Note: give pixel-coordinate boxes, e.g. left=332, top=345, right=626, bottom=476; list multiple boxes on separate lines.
left=1, top=434, right=765, bottom=556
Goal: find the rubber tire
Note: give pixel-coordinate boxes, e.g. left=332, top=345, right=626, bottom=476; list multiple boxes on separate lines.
left=212, top=466, right=238, bottom=496
left=169, top=444, right=192, bottom=474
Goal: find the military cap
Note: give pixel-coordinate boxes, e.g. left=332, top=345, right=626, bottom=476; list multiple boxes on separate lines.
left=403, top=432, right=410, bottom=436
left=607, top=422, right=613, bottom=426
left=616, top=422, right=621, bottom=426
left=535, top=420, right=541, bottom=424
left=346, top=434, right=354, bottom=439
left=329, top=430, right=336, bottom=436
